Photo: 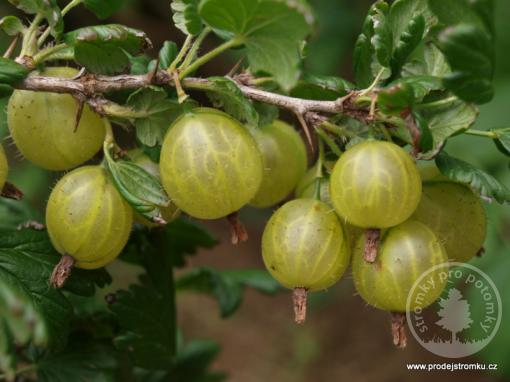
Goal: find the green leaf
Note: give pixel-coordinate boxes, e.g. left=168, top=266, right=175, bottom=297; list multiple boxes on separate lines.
left=413, top=111, right=433, bottom=152
left=176, top=268, right=280, bottom=318
left=206, top=77, right=258, bottom=126
left=370, top=1, right=392, bottom=67
left=105, top=153, right=170, bottom=223
left=0, top=229, right=110, bottom=352
left=428, top=0, right=491, bottom=36
left=0, top=58, right=29, bottom=85
left=36, top=341, right=117, bottom=382
left=390, top=14, right=425, bottom=76
left=353, top=34, right=374, bottom=88
left=435, top=152, right=510, bottom=204
left=127, top=87, right=184, bottom=147
left=377, top=82, right=415, bottom=114
left=418, top=99, right=477, bottom=146
left=0, top=16, right=24, bottom=36
left=8, top=0, right=62, bottom=37
left=199, top=0, right=313, bottom=89
left=157, top=41, right=178, bottom=69
left=388, top=0, right=431, bottom=46
left=290, top=73, right=352, bottom=101
left=171, top=0, right=203, bottom=36
left=402, top=42, right=451, bottom=79
left=65, top=25, right=152, bottom=75
left=389, top=75, right=442, bottom=100
left=83, top=0, right=126, bottom=19
left=492, top=128, right=510, bottom=156
left=437, top=24, right=494, bottom=104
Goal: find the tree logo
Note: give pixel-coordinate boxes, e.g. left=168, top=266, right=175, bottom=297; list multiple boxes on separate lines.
left=406, top=262, right=502, bottom=358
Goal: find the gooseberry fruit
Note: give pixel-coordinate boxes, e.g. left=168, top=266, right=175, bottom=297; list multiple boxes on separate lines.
left=352, top=220, right=448, bottom=312
left=249, top=120, right=307, bottom=207
left=0, top=145, right=8, bottom=191
left=8, top=67, right=106, bottom=171
left=330, top=140, right=422, bottom=228
left=129, top=149, right=180, bottom=227
left=46, top=166, right=133, bottom=284
left=412, top=181, right=486, bottom=263
left=262, top=198, right=350, bottom=323
left=159, top=108, right=263, bottom=219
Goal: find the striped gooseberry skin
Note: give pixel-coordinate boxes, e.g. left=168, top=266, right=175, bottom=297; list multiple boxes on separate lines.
left=250, top=120, right=307, bottom=208
left=8, top=67, right=105, bottom=171
left=412, top=181, right=486, bottom=263
left=159, top=108, right=263, bottom=219
left=46, top=166, right=133, bottom=269
left=0, top=145, right=8, bottom=191
left=129, top=149, right=180, bottom=227
left=262, top=198, right=350, bottom=291
left=352, top=220, right=448, bottom=312
left=330, top=140, right=422, bottom=228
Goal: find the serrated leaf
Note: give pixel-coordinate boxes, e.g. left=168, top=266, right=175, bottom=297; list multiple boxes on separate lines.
left=171, top=0, right=203, bottom=36
left=388, top=0, right=431, bottom=46
left=435, top=152, right=510, bottom=204
left=390, top=14, right=425, bottom=76
left=199, top=0, right=312, bottom=89
left=36, top=342, right=117, bottom=382
left=83, top=0, right=126, bottom=19
left=377, top=82, right=415, bottom=114
left=176, top=268, right=280, bottom=318
left=0, top=16, right=24, bottom=36
left=0, top=229, right=111, bottom=353
left=437, top=24, right=494, bottom=104
left=127, top=87, right=184, bottom=146
left=353, top=34, right=374, bottom=88
left=402, top=42, right=451, bottom=79
left=290, top=73, right=352, bottom=101
left=418, top=99, right=477, bottom=146
left=370, top=1, right=392, bottom=67
left=0, top=58, right=29, bottom=85
left=428, top=0, right=491, bottom=36
left=206, top=77, right=258, bottom=126
left=65, top=25, right=152, bottom=75
left=8, top=0, right=62, bottom=37
left=492, top=128, right=510, bottom=156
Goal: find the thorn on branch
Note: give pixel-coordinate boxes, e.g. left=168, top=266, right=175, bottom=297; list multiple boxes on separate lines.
left=148, top=58, right=160, bottom=84
left=227, top=56, right=245, bottom=77
left=296, top=112, right=314, bottom=152
left=1, top=182, right=24, bottom=200
left=3, top=34, right=20, bottom=59
left=73, top=95, right=86, bottom=132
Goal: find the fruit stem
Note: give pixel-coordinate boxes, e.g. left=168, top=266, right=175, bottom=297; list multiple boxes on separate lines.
left=168, top=34, right=194, bottom=72
left=19, top=13, right=43, bottom=58
left=313, top=137, right=325, bottom=201
left=358, top=67, right=386, bottom=97
left=50, top=254, right=76, bottom=288
left=179, top=37, right=243, bottom=79
left=226, top=212, right=248, bottom=245
left=293, top=287, right=308, bottom=324
left=177, top=27, right=212, bottom=73
left=364, top=228, right=381, bottom=263
left=390, top=312, right=408, bottom=349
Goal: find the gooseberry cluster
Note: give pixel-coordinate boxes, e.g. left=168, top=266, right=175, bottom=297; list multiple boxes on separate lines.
left=3, top=67, right=487, bottom=347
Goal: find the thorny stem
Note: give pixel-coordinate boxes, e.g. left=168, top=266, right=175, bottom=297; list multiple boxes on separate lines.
left=293, top=287, right=308, bottom=324
left=179, top=38, right=242, bottom=79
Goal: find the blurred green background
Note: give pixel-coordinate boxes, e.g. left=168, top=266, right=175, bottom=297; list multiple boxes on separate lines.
left=1, top=0, right=509, bottom=381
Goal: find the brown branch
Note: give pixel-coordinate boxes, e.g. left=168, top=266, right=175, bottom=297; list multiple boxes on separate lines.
left=16, top=71, right=365, bottom=119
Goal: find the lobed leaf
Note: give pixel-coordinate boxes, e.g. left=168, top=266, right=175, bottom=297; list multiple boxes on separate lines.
left=0, top=16, right=24, bottom=36
left=205, top=77, right=258, bottom=126
left=83, top=0, right=126, bottom=20
left=435, top=152, right=510, bottom=204
left=0, top=58, right=29, bottom=86
left=199, top=0, right=313, bottom=89
left=65, top=25, right=152, bottom=74
left=171, top=0, right=203, bottom=36
left=390, top=14, right=425, bottom=76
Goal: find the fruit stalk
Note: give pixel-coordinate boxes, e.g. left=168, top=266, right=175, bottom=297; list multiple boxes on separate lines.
left=293, top=287, right=308, bottom=324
